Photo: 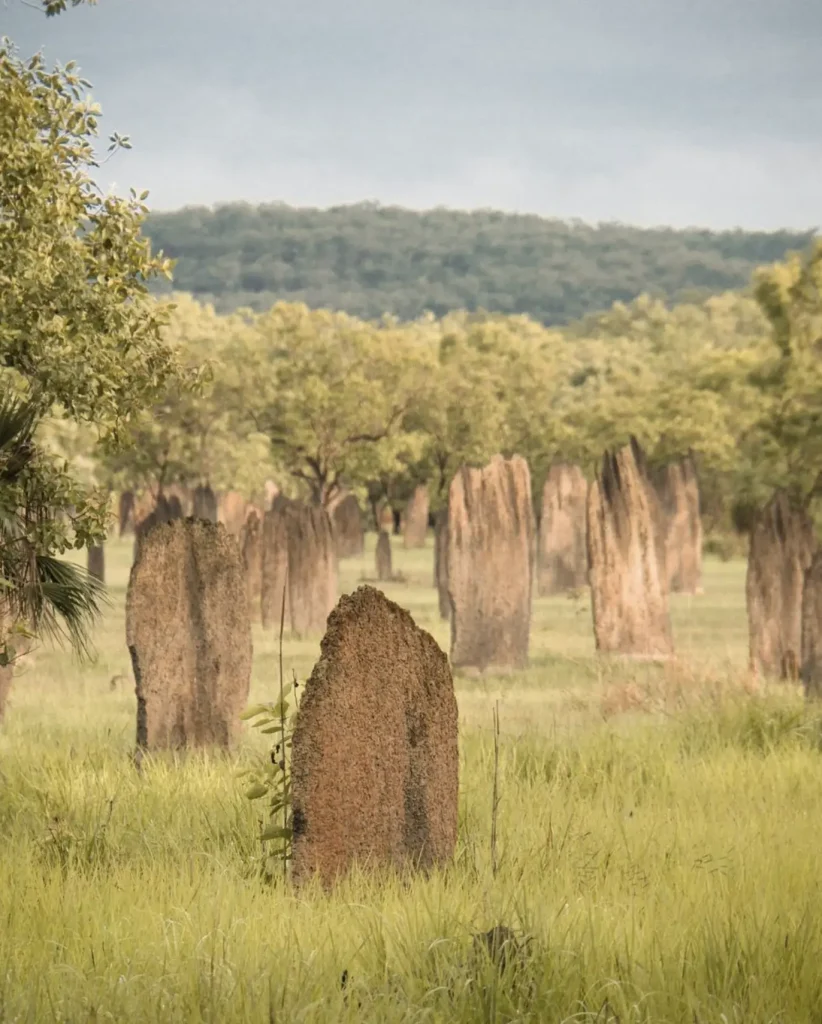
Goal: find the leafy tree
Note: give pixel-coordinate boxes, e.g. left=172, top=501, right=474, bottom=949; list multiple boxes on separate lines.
left=529, top=291, right=771, bottom=536
left=403, top=312, right=561, bottom=507
left=0, top=33, right=185, bottom=658
left=0, top=393, right=104, bottom=661
left=39, top=0, right=97, bottom=15
left=1, top=42, right=178, bottom=436
left=144, top=201, right=814, bottom=326
left=228, top=304, right=434, bottom=506
left=744, top=241, right=822, bottom=504
left=101, top=295, right=276, bottom=500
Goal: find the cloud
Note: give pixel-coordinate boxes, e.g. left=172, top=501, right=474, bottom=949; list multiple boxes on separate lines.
left=3, top=0, right=820, bottom=229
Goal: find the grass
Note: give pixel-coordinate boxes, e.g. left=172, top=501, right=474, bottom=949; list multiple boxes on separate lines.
left=2, top=535, right=822, bottom=1022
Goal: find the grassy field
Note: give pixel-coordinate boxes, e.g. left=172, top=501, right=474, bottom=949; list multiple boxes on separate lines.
left=2, top=536, right=822, bottom=1023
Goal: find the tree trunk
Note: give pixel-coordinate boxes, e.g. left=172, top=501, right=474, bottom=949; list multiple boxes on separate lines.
left=87, top=544, right=105, bottom=582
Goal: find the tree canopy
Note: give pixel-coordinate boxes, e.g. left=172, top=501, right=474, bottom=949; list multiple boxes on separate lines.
left=27, top=234, right=822, bottom=559
left=144, top=201, right=815, bottom=325
left=0, top=32, right=186, bottom=657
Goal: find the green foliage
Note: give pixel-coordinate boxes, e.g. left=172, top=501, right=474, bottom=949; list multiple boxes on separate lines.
left=98, top=294, right=275, bottom=498
left=40, top=0, right=97, bottom=15
left=227, top=304, right=435, bottom=505
left=0, top=392, right=106, bottom=661
left=144, top=201, right=814, bottom=325
left=405, top=312, right=563, bottom=504
left=238, top=679, right=301, bottom=881
left=744, top=240, right=822, bottom=502
left=22, top=207, right=821, bottom=538
left=0, top=40, right=179, bottom=439
left=0, top=34, right=189, bottom=656
left=61, top=272, right=804, bottom=532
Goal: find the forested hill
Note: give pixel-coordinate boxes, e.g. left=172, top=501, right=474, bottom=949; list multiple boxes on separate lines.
left=144, top=202, right=815, bottom=325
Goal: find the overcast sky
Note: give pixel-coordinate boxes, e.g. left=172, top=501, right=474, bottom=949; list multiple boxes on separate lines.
left=3, top=0, right=821, bottom=230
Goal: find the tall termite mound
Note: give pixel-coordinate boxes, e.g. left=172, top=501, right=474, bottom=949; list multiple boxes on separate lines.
left=241, top=507, right=263, bottom=621
left=261, top=496, right=337, bottom=636
left=126, top=518, right=252, bottom=750
left=403, top=485, right=430, bottom=548
left=330, top=492, right=365, bottom=559
left=446, top=454, right=535, bottom=670
left=192, top=484, right=218, bottom=522
left=586, top=439, right=673, bottom=658
left=433, top=509, right=450, bottom=621
left=801, top=552, right=822, bottom=699
left=654, top=455, right=703, bottom=594
left=537, top=462, right=588, bottom=595
left=747, top=491, right=817, bottom=679
left=291, top=586, right=458, bottom=888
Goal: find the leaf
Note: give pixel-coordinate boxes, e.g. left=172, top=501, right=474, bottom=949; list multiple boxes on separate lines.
left=260, top=825, right=293, bottom=842
left=244, top=783, right=268, bottom=800
left=239, top=704, right=272, bottom=721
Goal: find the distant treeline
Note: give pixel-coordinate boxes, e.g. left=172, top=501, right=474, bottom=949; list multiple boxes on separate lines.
left=143, top=202, right=815, bottom=324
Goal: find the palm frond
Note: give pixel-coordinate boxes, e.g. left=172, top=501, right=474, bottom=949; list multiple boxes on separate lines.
left=30, top=555, right=108, bottom=659
left=0, top=388, right=106, bottom=660
left=1, top=552, right=108, bottom=661
left=0, top=390, right=40, bottom=484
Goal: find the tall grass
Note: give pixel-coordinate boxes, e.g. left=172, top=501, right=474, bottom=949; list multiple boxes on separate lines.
left=0, top=537, right=820, bottom=1022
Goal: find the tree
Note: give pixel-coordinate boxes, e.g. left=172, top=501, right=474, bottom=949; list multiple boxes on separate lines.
left=0, top=33, right=187, bottom=659
left=551, top=293, right=767, bottom=523
left=37, top=0, right=97, bottom=14
left=101, top=295, right=275, bottom=501
left=401, top=312, right=558, bottom=507
left=745, top=241, right=822, bottom=504
left=228, top=304, right=434, bottom=506
left=0, top=393, right=103, bottom=660
left=142, top=200, right=812, bottom=327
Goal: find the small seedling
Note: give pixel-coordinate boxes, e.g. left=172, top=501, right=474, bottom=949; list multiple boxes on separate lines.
left=238, top=581, right=301, bottom=881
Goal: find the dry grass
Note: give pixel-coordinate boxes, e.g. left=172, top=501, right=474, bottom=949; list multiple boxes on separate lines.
left=1, top=535, right=821, bottom=1022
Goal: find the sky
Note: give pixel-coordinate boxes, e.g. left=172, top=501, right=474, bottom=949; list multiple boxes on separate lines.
left=3, top=0, right=821, bottom=230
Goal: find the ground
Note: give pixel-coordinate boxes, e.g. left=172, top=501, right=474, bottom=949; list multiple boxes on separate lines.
left=1, top=536, right=820, bottom=1023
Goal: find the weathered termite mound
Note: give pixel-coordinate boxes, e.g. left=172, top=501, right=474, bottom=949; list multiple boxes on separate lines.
left=219, top=490, right=250, bottom=537
left=330, top=492, right=365, bottom=559
left=133, top=493, right=183, bottom=560
left=192, top=484, right=218, bottom=522
left=241, top=507, right=263, bottom=620
left=261, top=497, right=337, bottom=636
left=654, top=456, right=703, bottom=594
left=118, top=491, right=135, bottom=536
left=289, top=503, right=338, bottom=636
left=260, top=496, right=290, bottom=629
left=131, top=491, right=156, bottom=534
left=446, top=454, right=535, bottom=670
left=433, top=509, right=450, bottom=621
left=126, top=518, right=252, bottom=750
left=291, top=586, right=459, bottom=888
left=801, top=552, right=822, bottom=699
left=376, top=500, right=395, bottom=533
left=586, top=439, right=673, bottom=658
left=747, top=491, right=817, bottom=679
left=375, top=530, right=393, bottom=581
left=403, top=485, right=430, bottom=548
left=87, top=545, right=105, bottom=583
left=537, top=463, right=588, bottom=595
left=165, top=484, right=191, bottom=518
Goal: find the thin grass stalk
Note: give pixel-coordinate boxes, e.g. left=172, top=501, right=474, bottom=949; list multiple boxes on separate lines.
left=491, top=699, right=500, bottom=878
left=278, top=570, right=288, bottom=883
